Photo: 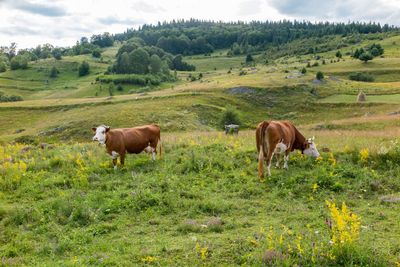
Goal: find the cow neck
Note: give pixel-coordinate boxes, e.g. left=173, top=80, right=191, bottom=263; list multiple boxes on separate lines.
left=293, top=127, right=306, bottom=151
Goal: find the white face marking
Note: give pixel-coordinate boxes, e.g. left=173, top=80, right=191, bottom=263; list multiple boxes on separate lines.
left=274, top=142, right=288, bottom=154
left=111, top=151, right=119, bottom=159
left=92, top=126, right=107, bottom=145
left=303, top=142, right=320, bottom=158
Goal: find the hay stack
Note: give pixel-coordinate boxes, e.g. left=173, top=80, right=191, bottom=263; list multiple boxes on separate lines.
left=357, top=91, right=366, bottom=102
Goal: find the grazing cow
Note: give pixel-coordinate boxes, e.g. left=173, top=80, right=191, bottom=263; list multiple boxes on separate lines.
left=256, top=120, right=320, bottom=178
left=92, top=124, right=162, bottom=170
left=225, top=124, right=239, bottom=135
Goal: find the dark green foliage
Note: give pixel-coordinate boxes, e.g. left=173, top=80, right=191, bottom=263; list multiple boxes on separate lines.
left=316, top=71, right=324, bottom=80
left=78, top=61, right=90, bottom=76
left=245, top=54, right=254, bottom=65
left=116, top=84, right=123, bottom=91
left=90, top=32, right=114, bottom=48
left=172, top=55, right=195, bottom=71
left=0, top=61, right=6, bottom=72
left=149, top=54, right=162, bottom=74
left=348, top=72, right=374, bottom=82
left=358, top=52, right=373, bottom=62
left=52, top=48, right=62, bottom=60
left=49, top=66, right=59, bottom=78
left=336, top=50, right=342, bottom=58
left=301, top=67, right=307, bottom=74
left=108, top=82, right=115, bottom=96
left=92, top=49, right=101, bottom=58
left=0, top=91, right=23, bottom=102
left=98, top=73, right=173, bottom=86
left=220, top=108, right=241, bottom=128
left=114, top=20, right=394, bottom=56
left=10, top=55, right=28, bottom=70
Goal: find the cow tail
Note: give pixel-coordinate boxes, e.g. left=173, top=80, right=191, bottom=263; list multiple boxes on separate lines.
left=258, top=121, right=269, bottom=179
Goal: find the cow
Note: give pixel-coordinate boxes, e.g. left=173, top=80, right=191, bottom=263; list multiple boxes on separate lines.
left=256, top=120, right=320, bottom=178
left=225, top=124, right=239, bottom=135
left=92, top=124, right=162, bottom=170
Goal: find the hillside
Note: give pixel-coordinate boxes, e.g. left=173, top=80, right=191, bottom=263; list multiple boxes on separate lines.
left=1, top=22, right=400, bottom=265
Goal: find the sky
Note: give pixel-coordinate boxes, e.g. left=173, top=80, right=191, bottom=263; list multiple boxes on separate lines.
left=1, top=0, right=400, bottom=49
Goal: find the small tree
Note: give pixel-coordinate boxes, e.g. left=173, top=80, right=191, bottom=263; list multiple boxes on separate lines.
left=220, top=108, right=241, bottom=128
left=52, top=48, right=62, bottom=60
left=301, top=67, right=307, bottom=74
left=335, top=51, right=342, bottom=58
left=108, top=82, right=115, bottom=96
left=0, top=62, right=6, bottom=72
left=245, top=54, right=254, bottom=65
left=92, top=49, right=101, bottom=58
left=116, top=83, right=123, bottom=91
left=49, top=66, right=58, bottom=78
left=316, top=71, right=324, bottom=80
left=78, top=61, right=90, bottom=76
left=359, top=52, right=373, bottom=63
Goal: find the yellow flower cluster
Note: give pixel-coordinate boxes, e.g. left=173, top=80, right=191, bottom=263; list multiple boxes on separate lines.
left=195, top=242, right=209, bottom=260
left=326, top=200, right=361, bottom=246
left=141, top=256, right=156, bottom=263
left=359, top=148, right=369, bottom=162
left=1, top=144, right=29, bottom=189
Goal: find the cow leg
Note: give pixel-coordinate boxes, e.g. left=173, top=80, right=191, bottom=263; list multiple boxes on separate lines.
left=152, top=148, right=156, bottom=161
left=275, top=153, right=281, bottom=168
left=265, top=151, right=274, bottom=177
left=111, top=151, right=119, bottom=170
left=120, top=152, right=126, bottom=166
left=283, top=152, right=290, bottom=170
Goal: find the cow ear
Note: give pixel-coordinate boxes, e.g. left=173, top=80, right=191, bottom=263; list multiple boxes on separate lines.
left=91, top=127, right=97, bottom=132
left=105, top=126, right=110, bottom=132
left=303, top=142, right=310, bottom=149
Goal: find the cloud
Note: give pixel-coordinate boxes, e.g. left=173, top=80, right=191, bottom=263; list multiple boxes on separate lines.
left=237, top=0, right=262, bottom=16
left=4, top=0, right=67, bottom=17
left=0, top=25, right=39, bottom=36
left=131, top=1, right=165, bottom=13
left=267, top=0, right=400, bottom=24
left=97, top=16, right=145, bottom=26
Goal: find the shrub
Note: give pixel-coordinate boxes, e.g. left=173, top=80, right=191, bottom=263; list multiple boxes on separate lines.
left=220, top=108, right=241, bottom=128
left=92, top=49, right=101, bottom=58
left=0, top=61, right=6, bottom=72
left=348, top=72, right=374, bottom=82
left=49, top=66, right=59, bottom=78
left=78, top=61, right=90, bottom=76
left=301, top=67, right=307, bottom=74
left=316, top=71, right=324, bottom=80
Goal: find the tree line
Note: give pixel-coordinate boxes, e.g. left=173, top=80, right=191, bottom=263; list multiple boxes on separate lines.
left=114, top=19, right=397, bottom=56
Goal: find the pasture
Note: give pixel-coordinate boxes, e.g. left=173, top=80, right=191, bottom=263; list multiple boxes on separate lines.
left=1, top=30, right=400, bottom=266
left=1, top=131, right=400, bottom=266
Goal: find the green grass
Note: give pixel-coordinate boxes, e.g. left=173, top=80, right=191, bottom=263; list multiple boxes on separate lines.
left=319, top=94, right=400, bottom=103
left=1, top=32, right=400, bottom=265
left=1, top=132, right=399, bottom=265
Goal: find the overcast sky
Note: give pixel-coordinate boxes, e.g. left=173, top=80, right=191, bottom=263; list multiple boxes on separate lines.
left=1, top=0, right=400, bottom=49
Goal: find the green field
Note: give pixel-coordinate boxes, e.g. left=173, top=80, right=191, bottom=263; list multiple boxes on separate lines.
left=1, top=30, right=400, bottom=266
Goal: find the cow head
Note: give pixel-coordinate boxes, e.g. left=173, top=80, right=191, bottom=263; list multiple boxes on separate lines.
left=92, top=125, right=110, bottom=145
left=302, top=136, right=320, bottom=157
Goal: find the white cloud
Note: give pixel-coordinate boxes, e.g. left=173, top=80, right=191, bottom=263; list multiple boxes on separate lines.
left=0, top=0, right=399, bottom=49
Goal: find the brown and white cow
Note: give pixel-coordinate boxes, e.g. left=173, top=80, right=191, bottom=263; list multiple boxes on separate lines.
left=256, top=120, right=320, bottom=178
left=92, top=124, right=162, bottom=170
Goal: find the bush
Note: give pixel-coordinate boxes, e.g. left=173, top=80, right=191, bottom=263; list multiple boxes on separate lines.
left=0, top=61, right=6, bottom=72
left=316, top=71, right=324, bottom=80
left=98, top=73, right=174, bottom=86
left=78, top=61, right=90, bottom=76
left=0, top=91, right=23, bottom=102
left=220, top=108, right=241, bottom=128
left=301, top=67, right=307, bottom=74
left=10, top=55, right=28, bottom=70
left=92, top=49, right=101, bottom=58
left=348, top=72, right=374, bottom=82
left=49, top=66, right=59, bottom=78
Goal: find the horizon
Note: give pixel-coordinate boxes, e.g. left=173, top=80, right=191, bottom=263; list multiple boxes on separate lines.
left=1, top=0, right=400, bottom=49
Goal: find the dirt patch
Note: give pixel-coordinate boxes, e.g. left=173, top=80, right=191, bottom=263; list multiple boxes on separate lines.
left=227, top=87, right=257, bottom=95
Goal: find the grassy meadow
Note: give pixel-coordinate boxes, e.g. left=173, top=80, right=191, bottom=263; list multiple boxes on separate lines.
left=1, top=31, right=400, bottom=266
